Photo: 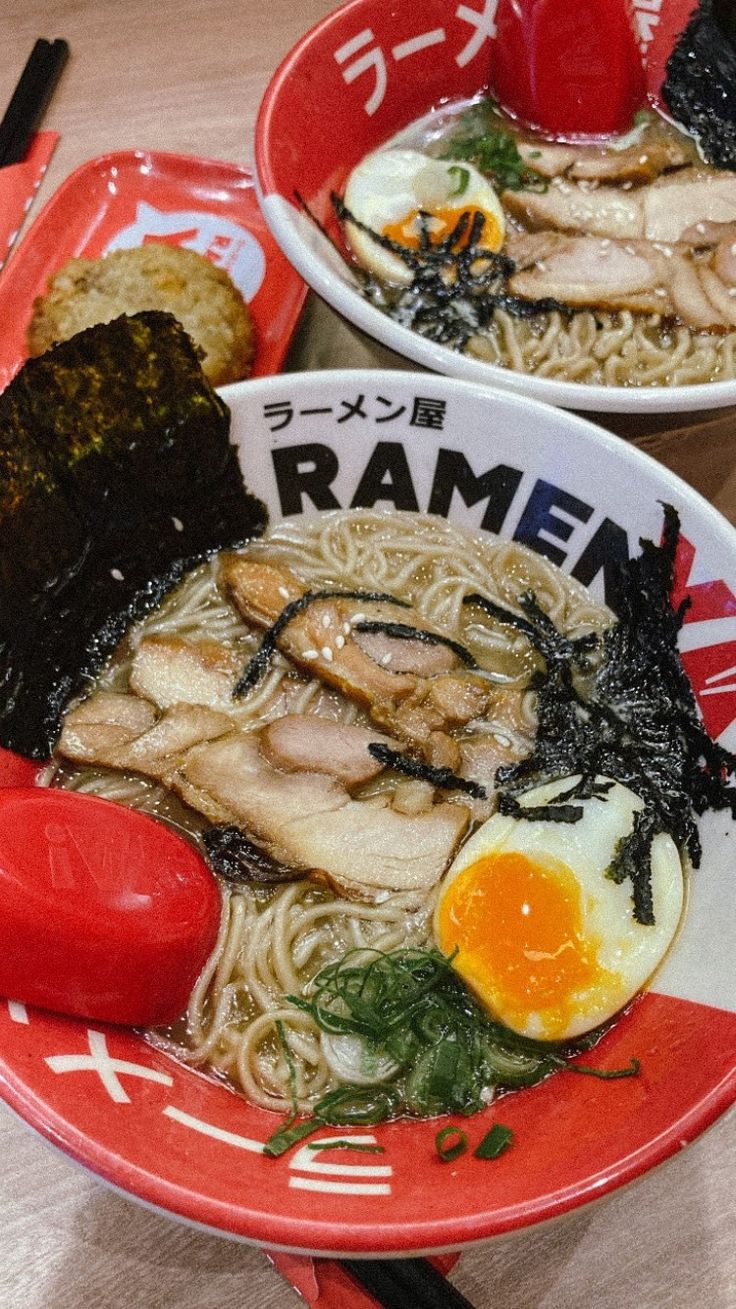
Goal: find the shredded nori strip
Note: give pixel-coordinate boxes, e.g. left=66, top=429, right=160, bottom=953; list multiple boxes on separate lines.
left=0, top=312, right=268, bottom=758
left=298, top=185, right=565, bottom=350
left=353, top=620, right=478, bottom=668
left=233, top=589, right=410, bottom=697
left=202, top=826, right=304, bottom=885
left=367, top=742, right=488, bottom=799
left=662, top=0, right=736, bottom=170
left=327, top=194, right=571, bottom=352
left=464, top=506, right=736, bottom=924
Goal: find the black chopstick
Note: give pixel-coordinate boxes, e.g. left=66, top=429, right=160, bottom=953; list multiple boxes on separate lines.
left=340, top=1257, right=477, bottom=1308
left=0, top=38, right=69, bottom=168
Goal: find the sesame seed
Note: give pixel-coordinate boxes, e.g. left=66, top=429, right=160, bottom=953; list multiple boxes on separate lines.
left=729, top=288, right=736, bottom=298
left=695, top=222, right=706, bottom=235
left=321, top=613, right=331, bottom=629
left=536, top=261, right=546, bottom=271
left=352, top=612, right=366, bottom=624
left=321, top=646, right=334, bottom=662
left=638, top=154, right=648, bottom=164
left=278, top=586, right=290, bottom=599
left=302, top=649, right=319, bottom=660
left=655, top=287, right=668, bottom=297
left=342, top=621, right=351, bottom=636
left=335, top=634, right=346, bottom=649
left=622, top=181, right=633, bottom=190
left=600, top=238, right=611, bottom=249
left=110, top=568, right=124, bottom=581
left=380, top=653, right=392, bottom=666
left=171, top=516, right=183, bottom=532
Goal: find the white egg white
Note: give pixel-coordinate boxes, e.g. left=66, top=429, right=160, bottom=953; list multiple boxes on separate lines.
left=434, top=775, right=685, bottom=1041
left=342, top=147, right=505, bottom=286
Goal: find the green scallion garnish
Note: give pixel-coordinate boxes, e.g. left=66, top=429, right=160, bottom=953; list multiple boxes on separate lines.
left=307, top=1140, right=385, bottom=1153
left=435, top=1126, right=468, bottom=1162
left=447, top=165, right=470, bottom=197
left=473, top=1123, right=514, bottom=1160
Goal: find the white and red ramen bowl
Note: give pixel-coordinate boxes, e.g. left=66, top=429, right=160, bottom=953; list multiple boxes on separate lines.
left=1, top=370, right=735, bottom=1253
left=254, top=0, right=736, bottom=415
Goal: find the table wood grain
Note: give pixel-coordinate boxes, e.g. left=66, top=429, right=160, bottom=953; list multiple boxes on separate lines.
left=1, top=3, right=735, bottom=1306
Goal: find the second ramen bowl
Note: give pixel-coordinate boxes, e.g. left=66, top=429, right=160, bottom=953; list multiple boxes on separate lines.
left=255, top=0, right=736, bottom=414
left=0, top=369, right=734, bottom=1253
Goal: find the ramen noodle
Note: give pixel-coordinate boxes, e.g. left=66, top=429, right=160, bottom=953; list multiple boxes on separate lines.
left=56, top=509, right=623, bottom=1112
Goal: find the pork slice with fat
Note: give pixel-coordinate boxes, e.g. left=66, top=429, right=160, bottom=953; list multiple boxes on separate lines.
left=643, top=170, right=736, bottom=244
left=259, top=714, right=400, bottom=787
left=181, top=732, right=470, bottom=900
left=130, top=635, right=241, bottom=710
left=507, top=234, right=673, bottom=314
left=58, top=694, right=233, bottom=787
left=502, top=183, right=644, bottom=240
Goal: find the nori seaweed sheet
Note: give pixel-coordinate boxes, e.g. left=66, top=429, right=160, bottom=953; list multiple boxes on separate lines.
left=464, top=507, right=736, bottom=924
left=662, top=0, right=736, bottom=170
left=0, top=311, right=268, bottom=759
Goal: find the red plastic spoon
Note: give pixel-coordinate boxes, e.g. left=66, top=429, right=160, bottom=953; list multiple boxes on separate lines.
left=0, top=786, right=222, bottom=1026
left=491, top=0, right=646, bottom=138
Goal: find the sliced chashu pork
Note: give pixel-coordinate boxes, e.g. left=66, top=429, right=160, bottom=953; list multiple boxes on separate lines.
left=218, top=556, right=491, bottom=746
left=57, top=693, right=233, bottom=805
left=130, top=633, right=351, bottom=726
left=503, top=181, right=644, bottom=241
left=503, top=168, right=736, bottom=245
left=640, top=170, right=736, bottom=245
left=259, top=714, right=401, bottom=787
left=505, top=231, right=736, bottom=331
left=58, top=694, right=469, bottom=899
left=506, top=231, right=670, bottom=314
left=181, top=732, right=469, bottom=900
left=517, top=133, right=694, bottom=185
left=130, top=635, right=241, bottom=710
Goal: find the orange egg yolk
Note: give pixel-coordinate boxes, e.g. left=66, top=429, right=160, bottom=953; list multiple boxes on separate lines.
left=436, top=851, right=616, bottom=1039
left=382, top=206, right=503, bottom=254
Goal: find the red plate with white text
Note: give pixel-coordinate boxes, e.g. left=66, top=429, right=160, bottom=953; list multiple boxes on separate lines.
left=0, top=372, right=735, bottom=1254
left=0, top=150, right=308, bottom=391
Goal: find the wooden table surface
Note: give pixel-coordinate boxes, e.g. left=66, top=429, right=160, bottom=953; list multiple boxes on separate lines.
left=2, top=3, right=735, bottom=1307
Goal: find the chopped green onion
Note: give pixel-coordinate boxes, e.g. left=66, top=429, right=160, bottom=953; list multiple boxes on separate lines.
left=435, top=1126, right=468, bottom=1162
left=561, top=1056, right=641, bottom=1080
left=264, top=1083, right=400, bottom=1157
left=307, top=1140, right=385, bottom=1153
left=263, top=1116, right=323, bottom=1158
left=447, top=165, right=470, bottom=197
left=315, top=1084, right=402, bottom=1125
left=440, top=98, right=547, bottom=191
left=474, top=1123, right=514, bottom=1160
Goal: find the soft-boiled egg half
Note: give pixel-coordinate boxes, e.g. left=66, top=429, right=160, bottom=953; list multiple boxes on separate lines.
left=342, top=147, right=505, bottom=286
left=434, top=776, right=684, bottom=1042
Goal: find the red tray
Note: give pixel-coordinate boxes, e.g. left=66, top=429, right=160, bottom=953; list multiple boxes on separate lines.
left=0, top=149, right=308, bottom=390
